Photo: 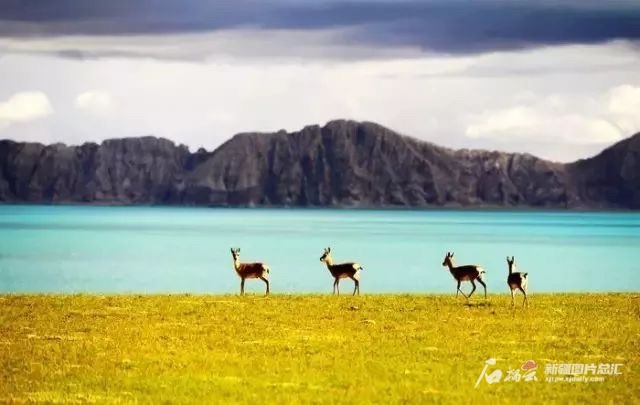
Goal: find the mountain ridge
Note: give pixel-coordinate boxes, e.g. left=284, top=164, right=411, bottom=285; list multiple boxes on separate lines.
left=1, top=120, right=638, bottom=208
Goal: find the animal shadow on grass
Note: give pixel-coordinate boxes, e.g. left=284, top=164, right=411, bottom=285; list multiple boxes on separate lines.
left=464, top=301, right=492, bottom=308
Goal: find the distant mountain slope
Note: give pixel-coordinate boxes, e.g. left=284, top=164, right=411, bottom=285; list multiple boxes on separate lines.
left=0, top=120, right=638, bottom=208
left=567, top=132, right=640, bottom=208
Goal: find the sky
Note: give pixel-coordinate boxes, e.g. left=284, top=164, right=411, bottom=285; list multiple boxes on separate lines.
left=1, top=0, right=640, bottom=162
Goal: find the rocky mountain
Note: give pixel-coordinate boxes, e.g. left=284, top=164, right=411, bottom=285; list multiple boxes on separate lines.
left=567, top=131, right=640, bottom=208
left=1, top=120, right=638, bottom=208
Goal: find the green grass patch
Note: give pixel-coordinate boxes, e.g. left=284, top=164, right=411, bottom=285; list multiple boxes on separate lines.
left=0, top=294, right=638, bottom=403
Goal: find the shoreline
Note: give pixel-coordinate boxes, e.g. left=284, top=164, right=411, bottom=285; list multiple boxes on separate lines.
left=1, top=202, right=639, bottom=213
left=1, top=292, right=638, bottom=296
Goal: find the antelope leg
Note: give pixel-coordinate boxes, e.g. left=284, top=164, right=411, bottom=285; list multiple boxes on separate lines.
left=350, top=277, right=360, bottom=296
left=519, top=286, right=528, bottom=307
left=261, top=276, right=270, bottom=296
left=468, top=280, right=477, bottom=298
left=476, top=278, right=487, bottom=299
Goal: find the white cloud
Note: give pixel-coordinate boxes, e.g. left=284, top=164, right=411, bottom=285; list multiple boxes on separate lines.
left=75, top=90, right=113, bottom=113
left=0, top=91, right=53, bottom=130
left=466, top=106, right=623, bottom=145
left=0, top=40, right=638, bottom=162
left=465, top=85, right=640, bottom=146
left=466, top=106, right=538, bottom=138
left=0, top=29, right=423, bottom=63
left=607, top=84, right=640, bottom=134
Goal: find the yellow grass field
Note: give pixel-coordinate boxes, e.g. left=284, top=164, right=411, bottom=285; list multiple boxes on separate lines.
left=1, top=294, right=638, bottom=403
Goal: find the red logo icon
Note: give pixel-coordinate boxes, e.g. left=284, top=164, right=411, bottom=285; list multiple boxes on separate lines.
left=521, top=360, right=538, bottom=370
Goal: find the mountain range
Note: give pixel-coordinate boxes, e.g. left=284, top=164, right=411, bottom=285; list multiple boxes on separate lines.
left=1, top=120, right=638, bottom=208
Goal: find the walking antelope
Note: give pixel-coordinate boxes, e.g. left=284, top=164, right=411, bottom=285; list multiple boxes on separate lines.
left=506, top=256, right=529, bottom=307
left=230, top=248, right=270, bottom=296
left=441, top=252, right=487, bottom=300
left=319, top=247, right=363, bottom=295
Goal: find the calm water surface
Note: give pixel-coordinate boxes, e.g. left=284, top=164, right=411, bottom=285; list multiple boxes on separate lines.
left=0, top=205, right=638, bottom=293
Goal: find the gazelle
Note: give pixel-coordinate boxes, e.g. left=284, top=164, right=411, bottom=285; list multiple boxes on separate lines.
left=319, top=247, right=363, bottom=296
left=506, top=256, right=529, bottom=307
left=230, top=248, right=270, bottom=296
left=441, top=252, right=487, bottom=300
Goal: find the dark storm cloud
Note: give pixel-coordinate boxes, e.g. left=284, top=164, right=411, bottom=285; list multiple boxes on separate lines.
left=1, top=0, right=640, bottom=54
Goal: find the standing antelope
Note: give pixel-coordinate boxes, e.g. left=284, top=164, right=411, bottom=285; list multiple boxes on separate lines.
left=506, top=256, right=529, bottom=307
left=319, top=247, right=363, bottom=296
left=230, top=248, right=270, bottom=296
left=441, top=252, right=487, bottom=300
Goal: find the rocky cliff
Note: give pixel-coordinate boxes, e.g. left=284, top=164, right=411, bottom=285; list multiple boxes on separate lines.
left=1, top=120, right=638, bottom=208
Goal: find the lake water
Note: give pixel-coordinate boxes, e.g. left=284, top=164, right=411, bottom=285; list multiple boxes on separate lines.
left=0, top=205, right=638, bottom=294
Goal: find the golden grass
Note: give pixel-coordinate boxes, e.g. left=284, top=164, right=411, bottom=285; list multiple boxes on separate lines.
left=0, top=294, right=638, bottom=404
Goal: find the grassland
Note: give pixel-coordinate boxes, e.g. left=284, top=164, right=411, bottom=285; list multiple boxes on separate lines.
left=0, top=294, right=638, bottom=404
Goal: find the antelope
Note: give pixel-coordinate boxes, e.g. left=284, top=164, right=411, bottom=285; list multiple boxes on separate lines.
left=441, top=252, right=487, bottom=300
left=319, top=247, right=363, bottom=295
left=506, top=256, right=529, bottom=307
left=230, top=248, right=270, bottom=296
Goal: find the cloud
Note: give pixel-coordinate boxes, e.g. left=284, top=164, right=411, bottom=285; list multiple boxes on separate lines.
left=465, top=85, right=640, bottom=145
left=607, top=84, right=640, bottom=133
left=0, top=41, right=637, bottom=162
left=0, top=1, right=639, bottom=58
left=406, top=41, right=640, bottom=78
left=0, top=91, right=53, bottom=130
left=466, top=109, right=623, bottom=145
left=75, top=91, right=113, bottom=113
left=0, top=29, right=418, bottom=62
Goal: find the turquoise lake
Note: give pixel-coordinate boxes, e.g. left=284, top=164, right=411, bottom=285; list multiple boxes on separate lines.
left=0, top=205, right=638, bottom=294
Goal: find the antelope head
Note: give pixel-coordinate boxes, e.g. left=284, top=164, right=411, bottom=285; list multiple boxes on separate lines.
left=506, top=256, right=515, bottom=273
left=319, top=247, right=332, bottom=263
left=442, top=251, right=454, bottom=268
left=230, top=248, right=241, bottom=261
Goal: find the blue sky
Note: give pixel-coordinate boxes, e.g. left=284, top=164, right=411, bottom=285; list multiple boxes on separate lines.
left=1, top=0, right=639, bottom=161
